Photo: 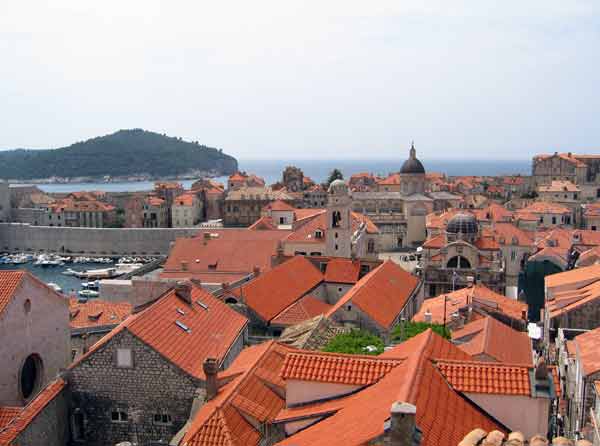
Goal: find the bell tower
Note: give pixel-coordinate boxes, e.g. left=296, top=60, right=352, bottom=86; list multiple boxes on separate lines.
left=325, top=179, right=352, bottom=258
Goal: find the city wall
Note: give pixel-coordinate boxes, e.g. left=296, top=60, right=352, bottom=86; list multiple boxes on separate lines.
left=0, top=223, right=197, bottom=255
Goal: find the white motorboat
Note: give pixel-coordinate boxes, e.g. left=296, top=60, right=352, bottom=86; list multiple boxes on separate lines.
left=47, top=283, right=63, bottom=293
left=78, top=289, right=99, bottom=298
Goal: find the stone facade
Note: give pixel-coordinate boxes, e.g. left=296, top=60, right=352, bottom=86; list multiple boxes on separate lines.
left=282, top=166, right=304, bottom=193
left=0, top=274, right=70, bottom=406
left=68, top=330, right=204, bottom=446
left=0, top=223, right=197, bottom=256
left=532, top=152, right=600, bottom=186
left=0, top=181, right=10, bottom=222
left=223, top=187, right=294, bottom=227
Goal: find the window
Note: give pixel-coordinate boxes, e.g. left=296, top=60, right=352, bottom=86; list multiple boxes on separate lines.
left=20, top=354, right=43, bottom=399
left=71, top=349, right=77, bottom=361
left=116, top=348, right=133, bottom=368
left=592, top=226, right=597, bottom=231
left=24, top=299, right=31, bottom=314
left=153, top=413, right=173, bottom=425
left=511, top=251, right=516, bottom=261
left=315, top=230, right=323, bottom=239
left=552, top=216, right=557, bottom=225
left=338, top=287, right=343, bottom=292
left=279, top=217, right=285, bottom=224
left=367, top=239, right=375, bottom=253
left=346, top=305, right=352, bottom=311
left=335, top=244, right=338, bottom=250
left=111, top=410, right=128, bottom=423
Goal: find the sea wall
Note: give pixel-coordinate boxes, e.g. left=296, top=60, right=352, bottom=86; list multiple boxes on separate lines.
left=0, top=223, right=197, bottom=255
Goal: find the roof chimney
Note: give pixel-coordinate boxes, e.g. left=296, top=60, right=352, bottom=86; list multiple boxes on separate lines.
left=529, top=435, right=549, bottom=446
left=203, top=358, right=219, bottom=401
left=175, top=281, right=192, bottom=304
left=424, top=309, right=432, bottom=324
left=388, top=401, right=418, bottom=446
left=203, top=232, right=211, bottom=245
left=252, top=265, right=261, bottom=277
left=181, top=261, right=188, bottom=272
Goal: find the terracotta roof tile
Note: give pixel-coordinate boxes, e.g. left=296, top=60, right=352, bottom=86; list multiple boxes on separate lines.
left=323, top=258, right=360, bottom=284
left=327, top=260, right=420, bottom=329
left=0, top=408, right=20, bottom=431
left=452, top=317, right=533, bottom=365
left=538, top=180, right=580, bottom=193
left=271, top=295, right=332, bottom=327
left=0, top=271, right=25, bottom=316
left=492, top=222, right=534, bottom=247
left=413, top=284, right=527, bottom=325
left=574, top=327, right=600, bottom=376
left=518, top=201, right=571, bottom=215
left=174, top=192, right=196, bottom=207
left=280, top=351, right=402, bottom=385
left=0, top=378, right=66, bottom=446
left=277, top=330, right=502, bottom=446
left=69, top=298, right=132, bottom=329
left=182, top=342, right=293, bottom=446
left=436, top=360, right=532, bottom=396
left=266, top=200, right=295, bottom=211
left=71, top=284, right=248, bottom=380
left=234, top=256, right=324, bottom=323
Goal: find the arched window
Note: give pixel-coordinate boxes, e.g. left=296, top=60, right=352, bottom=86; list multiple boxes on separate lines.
left=447, top=256, right=471, bottom=269
left=20, top=354, right=43, bottom=400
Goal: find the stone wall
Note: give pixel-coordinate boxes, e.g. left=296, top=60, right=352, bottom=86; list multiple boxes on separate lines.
left=0, top=223, right=197, bottom=255
left=68, top=329, right=203, bottom=446
left=0, top=276, right=70, bottom=406
left=13, top=384, right=70, bottom=446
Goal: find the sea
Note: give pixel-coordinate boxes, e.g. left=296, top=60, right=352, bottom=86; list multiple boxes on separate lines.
left=0, top=262, right=111, bottom=295
left=36, top=159, right=531, bottom=193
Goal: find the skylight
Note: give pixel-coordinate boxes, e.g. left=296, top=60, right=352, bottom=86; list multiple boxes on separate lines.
left=175, top=320, right=191, bottom=333
left=177, top=308, right=185, bottom=316
left=196, top=300, right=209, bottom=310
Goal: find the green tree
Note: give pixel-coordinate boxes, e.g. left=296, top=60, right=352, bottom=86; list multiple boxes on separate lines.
left=322, top=329, right=384, bottom=355
left=391, top=321, right=450, bottom=342
left=325, top=168, right=344, bottom=188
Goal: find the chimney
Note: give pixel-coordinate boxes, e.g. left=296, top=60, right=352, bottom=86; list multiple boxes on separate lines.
left=388, top=401, right=418, bottom=446
left=203, top=358, right=219, bottom=401
left=181, top=261, right=188, bottom=272
left=175, top=281, right=192, bottom=304
left=466, top=276, right=474, bottom=287
left=203, top=232, right=211, bottom=245
left=521, top=309, right=527, bottom=321
left=423, top=309, right=432, bottom=324
left=252, top=265, right=261, bottom=277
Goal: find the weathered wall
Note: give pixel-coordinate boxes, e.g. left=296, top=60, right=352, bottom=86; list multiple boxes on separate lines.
left=0, top=223, right=197, bottom=255
left=68, top=329, right=203, bottom=446
left=14, top=384, right=70, bottom=446
left=0, top=277, right=70, bottom=406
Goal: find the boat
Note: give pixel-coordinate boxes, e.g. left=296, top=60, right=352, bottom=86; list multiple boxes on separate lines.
left=47, top=283, right=63, bottom=293
left=75, top=268, right=117, bottom=280
left=81, top=280, right=100, bottom=290
left=78, top=289, right=99, bottom=298
left=62, top=268, right=79, bottom=276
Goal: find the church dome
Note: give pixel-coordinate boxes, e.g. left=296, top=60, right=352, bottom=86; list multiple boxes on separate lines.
left=328, top=179, right=348, bottom=194
left=400, top=143, right=425, bottom=174
left=446, top=213, right=478, bottom=235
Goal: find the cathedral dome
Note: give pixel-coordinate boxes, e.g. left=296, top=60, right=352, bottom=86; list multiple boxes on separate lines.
left=400, top=143, right=425, bottom=174
left=328, top=179, right=348, bottom=194
left=446, top=213, right=479, bottom=235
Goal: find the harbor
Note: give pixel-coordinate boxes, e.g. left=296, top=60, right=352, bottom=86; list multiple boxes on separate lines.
left=0, top=253, right=156, bottom=296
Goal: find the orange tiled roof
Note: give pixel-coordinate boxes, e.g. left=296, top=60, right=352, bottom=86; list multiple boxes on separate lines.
left=413, top=284, right=527, bottom=325
left=271, top=295, right=332, bottom=327
left=492, top=222, right=534, bottom=247
left=452, top=317, right=533, bottom=365
left=145, top=196, right=165, bottom=207
left=545, top=263, right=600, bottom=289
left=574, top=327, right=600, bottom=376
left=182, top=341, right=293, bottom=446
left=422, top=233, right=446, bottom=249
left=283, top=211, right=377, bottom=245
left=436, top=360, right=532, bottom=396
left=327, top=260, right=420, bottom=330
left=280, top=351, right=402, bottom=385
left=266, top=200, right=296, bottom=211
left=473, top=203, right=514, bottom=222
left=583, top=203, right=600, bottom=217
left=71, top=284, right=248, bottom=380
left=323, top=258, right=360, bottom=284
left=0, top=378, right=66, bottom=446
left=233, top=256, right=324, bottom=323
left=163, top=229, right=290, bottom=281
left=534, top=152, right=587, bottom=167
left=377, top=173, right=401, bottom=185
left=518, top=201, right=571, bottom=215
left=69, top=298, right=132, bottom=330
left=174, top=192, right=196, bottom=207
left=277, top=330, right=502, bottom=446
left=0, top=271, right=25, bottom=316
left=538, top=180, right=580, bottom=193
left=474, top=236, right=500, bottom=250
left=0, top=408, right=20, bottom=430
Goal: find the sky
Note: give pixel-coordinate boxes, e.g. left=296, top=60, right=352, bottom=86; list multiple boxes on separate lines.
left=1, top=1, right=599, bottom=160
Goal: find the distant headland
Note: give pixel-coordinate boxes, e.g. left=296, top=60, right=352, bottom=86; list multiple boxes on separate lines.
left=0, top=129, right=238, bottom=183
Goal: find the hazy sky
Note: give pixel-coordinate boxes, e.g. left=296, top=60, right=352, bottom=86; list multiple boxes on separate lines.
left=1, top=1, right=599, bottom=160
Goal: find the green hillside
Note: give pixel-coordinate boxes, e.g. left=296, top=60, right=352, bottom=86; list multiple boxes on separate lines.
left=0, top=129, right=238, bottom=180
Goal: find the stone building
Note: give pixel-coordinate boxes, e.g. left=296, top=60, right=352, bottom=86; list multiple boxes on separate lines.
left=420, top=213, right=505, bottom=298
left=532, top=152, right=598, bottom=185
left=537, top=180, right=581, bottom=208
left=67, top=282, right=248, bottom=446
left=302, top=184, right=327, bottom=208
left=227, top=172, right=265, bottom=190
left=223, top=186, right=294, bottom=226
left=171, top=192, right=203, bottom=227
left=282, top=165, right=304, bottom=193
left=351, top=144, right=461, bottom=251
left=0, top=271, right=70, bottom=406
left=142, top=196, right=168, bottom=228
left=191, top=178, right=225, bottom=221
left=68, top=298, right=132, bottom=361
left=581, top=202, right=600, bottom=231
left=46, top=197, right=117, bottom=228
left=154, top=182, right=184, bottom=227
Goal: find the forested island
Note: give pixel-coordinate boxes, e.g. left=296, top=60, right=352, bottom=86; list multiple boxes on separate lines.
left=0, top=129, right=238, bottom=182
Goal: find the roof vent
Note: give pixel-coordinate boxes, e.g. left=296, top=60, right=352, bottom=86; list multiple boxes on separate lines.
left=88, top=311, right=103, bottom=321
left=177, top=308, right=185, bottom=316
left=175, top=320, right=191, bottom=333
left=196, top=299, right=209, bottom=311
left=424, top=309, right=432, bottom=323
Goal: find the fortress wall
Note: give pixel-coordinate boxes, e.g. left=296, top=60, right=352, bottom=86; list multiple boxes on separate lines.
left=0, top=223, right=197, bottom=255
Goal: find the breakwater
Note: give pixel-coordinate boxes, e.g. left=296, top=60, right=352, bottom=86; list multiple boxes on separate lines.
left=0, top=224, right=198, bottom=256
